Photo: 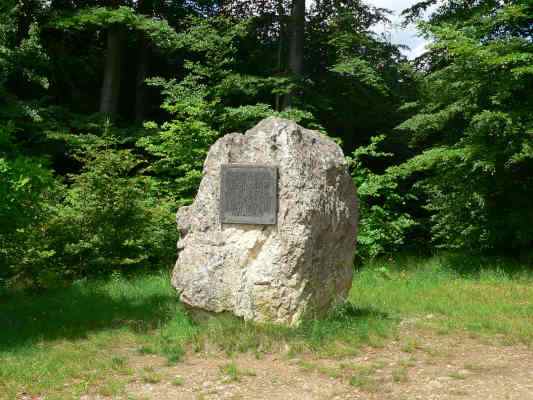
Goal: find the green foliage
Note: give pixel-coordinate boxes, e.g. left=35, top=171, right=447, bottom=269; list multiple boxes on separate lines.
left=136, top=17, right=245, bottom=203
left=1, top=0, right=531, bottom=279
left=47, top=128, right=177, bottom=280
left=138, top=16, right=319, bottom=204
left=55, top=135, right=159, bottom=274
left=330, top=57, right=388, bottom=96
left=138, top=117, right=217, bottom=204
left=2, top=119, right=177, bottom=285
left=51, top=6, right=180, bottom=51
left=350, top=136, right=416, bottom=259
left=0, top=122, right=60, bottom=284
left=304, top=0, right=413, bottom=152
left=0, top=126, right=54, bottom=231
left=394, top=0, right=533, bottom=252
left=354, top=0, right=533, bottom=256
left=0, top=2, right=49, bottom=110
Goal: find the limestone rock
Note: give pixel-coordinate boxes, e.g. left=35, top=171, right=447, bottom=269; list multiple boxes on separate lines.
left=171, top=117, right=358, bottom=326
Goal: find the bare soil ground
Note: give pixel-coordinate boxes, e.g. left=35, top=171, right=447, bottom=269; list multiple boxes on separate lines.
left=119, top=323, right=533, bottom=400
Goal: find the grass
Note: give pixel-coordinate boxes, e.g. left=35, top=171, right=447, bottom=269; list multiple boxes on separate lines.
left=463, top=362, right=487, bottom=372
left=0, top=254, right=531, bottom=399
left=347, top=364, right=381, bottom=392
left=219, top=361, right=256, bottom=382
left=219, top=362, right=241, bottom=382
left=448, top=371, right=467, bottom=380
left=297, top=360, right=340, bottom=378
left=140, top=367, right=161, bottom=384
left=351, top=254, right=533, bottom=344
left=392, top=366, right=409, bottom=383
left=172, top=375, right=184, bottom=386
left=298, top=361, right=387, bottom=391
left=401, top=338, right=423, bottom=353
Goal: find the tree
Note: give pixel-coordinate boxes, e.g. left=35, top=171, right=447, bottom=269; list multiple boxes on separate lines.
left=134, top=0, right=151, bottom=122
left=99, top=23, right=124, bottom=115
left=0, top=0, right=419, bottom=282
left=284, top=0, right=305, bottom=107
left=361, top=0, right=533, bottom=255
left=51, top=1, right=184, bottom=118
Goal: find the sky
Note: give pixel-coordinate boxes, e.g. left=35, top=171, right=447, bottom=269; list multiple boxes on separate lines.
left=365, top=0, right=429, bottom=59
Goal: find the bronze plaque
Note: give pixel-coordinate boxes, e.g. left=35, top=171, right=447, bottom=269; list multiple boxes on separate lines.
left=220, top=164, right=278, bottom=225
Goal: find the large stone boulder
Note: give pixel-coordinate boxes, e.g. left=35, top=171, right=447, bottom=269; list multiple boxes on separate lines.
left=171, top=117, right=358, bottom=326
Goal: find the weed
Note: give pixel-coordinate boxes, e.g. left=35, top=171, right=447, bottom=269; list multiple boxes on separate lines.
left=464, top=363, right=486, bottom=372
left=219, top=362, right=240, bottom=382
left=398, top=357, right=416, bottom=368
left=219, top=361, right=256, bottom=383
left=98, top=378, right=125, bottom=397
left=392, top=366, right=409, bottom=383
left=401, top=338, right=422, bottom=353
left=172, top=376, right=184, bottom=386
left=449, top=371, right=467, bottom=380
left=317, top=365, right=340, bottom=379
left=344, top=363, right=381, bottom=392
left=162, top=344, right=185, bottom=364
left=349, top=374, right=379, bottom=392
left=297, top=360, right=340, bottom=378
left=138, top=345, right=156, bottom=355
left=141, top=367, right=161, bottom=384
left=111, top=356, right=127, bottom=370
left=298, top=360, right=317, bottom=372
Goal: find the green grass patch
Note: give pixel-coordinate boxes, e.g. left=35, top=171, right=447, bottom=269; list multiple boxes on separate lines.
left=348, top=364, right=381, bottom=392
left=172, top=375, right=184, bottom=386
left=351, top=254, right=533, bottom=344
left=219, top=361, right=240, bottom=382
left=392, top=366, right=409, bottom=383
left=0, top=254, right=531, bottom=399
left=218, top=361, right=255, bottom=382
left=448, top=371, right=467, bottom=380
left=140, top=366, right=162, bottom=384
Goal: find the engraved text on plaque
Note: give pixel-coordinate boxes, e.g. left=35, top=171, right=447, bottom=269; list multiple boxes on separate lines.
left=220, top=165, right=277, bottom=225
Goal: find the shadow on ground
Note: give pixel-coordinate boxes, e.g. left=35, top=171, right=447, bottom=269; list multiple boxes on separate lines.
left=442, top=253, right=533, bottom=277
left=0, top=283, right=180, bottom=351
left=0, top=279, right=395, bottom=353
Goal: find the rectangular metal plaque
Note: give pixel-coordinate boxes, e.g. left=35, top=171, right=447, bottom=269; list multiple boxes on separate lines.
left=220, top=164, right=278, bottom=225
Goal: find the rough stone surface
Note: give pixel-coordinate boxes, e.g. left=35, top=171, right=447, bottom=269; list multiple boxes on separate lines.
left=171, top=117, right=358, bottom=326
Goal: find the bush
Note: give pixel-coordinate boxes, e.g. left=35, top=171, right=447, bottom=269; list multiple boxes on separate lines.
left=0, top=124, right=60, bottom=285
left=2, top=125, right=178, bottom=287
left=349, top=136, right=417, bottom=260
left=48, top=133, right=178, bottom=279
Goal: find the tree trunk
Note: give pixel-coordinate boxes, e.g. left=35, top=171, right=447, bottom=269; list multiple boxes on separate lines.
left=275, top=0, right=285, bottom=111
left=56, top=39, right=83, bottom=107
left=15, top=0, right=36, bottom=45
left=135, top=34, right=150, bottom=123
left=284, top=0, right=305, bottom=108
left=99, top=25, right=124, bottom=116
left=288, top=0, right=305, bottom=76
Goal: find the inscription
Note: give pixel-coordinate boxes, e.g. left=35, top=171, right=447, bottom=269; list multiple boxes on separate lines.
left=220, top=165, right=277, bottom=225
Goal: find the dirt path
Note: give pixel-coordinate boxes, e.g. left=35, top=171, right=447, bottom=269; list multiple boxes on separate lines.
left=123, top=326, right=533, bottom=400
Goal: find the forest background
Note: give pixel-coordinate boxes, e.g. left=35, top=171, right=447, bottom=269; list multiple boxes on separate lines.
left=1, top=0, right=532, bottom=288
